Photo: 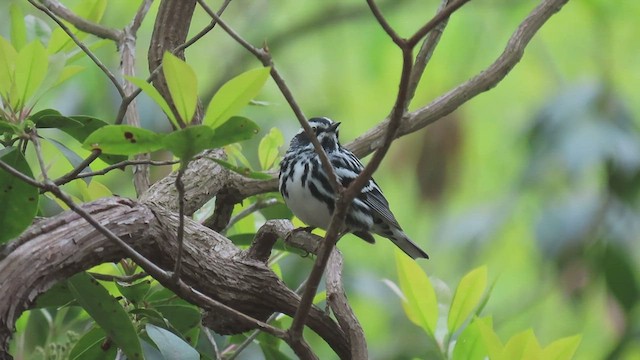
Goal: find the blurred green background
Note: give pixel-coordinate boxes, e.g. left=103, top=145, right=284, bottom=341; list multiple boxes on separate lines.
left=2, top=0, right=640, bottom=359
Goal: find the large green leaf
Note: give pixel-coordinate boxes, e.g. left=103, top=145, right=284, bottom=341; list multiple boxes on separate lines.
left=475, top=317, right=503, bottom=360
left=83, top=125, right=165, bottom=155
left=154, top=304, right=202, bottom=334
left=452, top=320, right=487, bottom=360
left=51, top=115, right=127, bottom=165
left=258, top=127, right=284, bottom=170
left=126, top=76, right=179, bottom=128
left=69, top=326, right=117, bottom=360
left=68, top=272, right=143, bottom=360
left=541, top=335, right=581, bottom=360
left=394, top=250, right=438, bottom=335
left=162, top=125, right=215, bottom=161
left=116, top=279, right=151, bottom=306
left=146, top=324, right=199, bottom=360
left=448, top=266, right=488, bottom=334
left=0, top=36, right=17, bottom=97
left=47, top=0, right=106, bottom=54
left=10, top=4, right=27, bottom=51
left=203, top=67, right=271, bottom=129
left=162, top=52, right=197, bottom=125
left=210, top=116, right=260, bottom=149
left=500, top=329, right=541, bottom=360
left=34, top=281, right=75, bottom=308
left=0, top=147, right=39, bottom=244
left=30, top=109, right=83, bottom=128
left=14, top=40, right=48, bottom=107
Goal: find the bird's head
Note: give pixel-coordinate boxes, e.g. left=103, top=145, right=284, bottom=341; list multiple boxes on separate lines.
left=290, top=117, right=342, bottom=152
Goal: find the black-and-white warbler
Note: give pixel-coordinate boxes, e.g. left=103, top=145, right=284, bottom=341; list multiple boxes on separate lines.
left=279, top=117, right=429, bottom=259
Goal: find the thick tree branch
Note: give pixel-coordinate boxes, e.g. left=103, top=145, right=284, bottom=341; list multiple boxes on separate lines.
left=0, top=198, right=350, bottom=358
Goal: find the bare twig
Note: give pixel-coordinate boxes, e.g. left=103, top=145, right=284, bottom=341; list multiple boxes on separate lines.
left=88, top=271, right=149, bottom=283
left=407, top=0, right=471, bottom=47
left=291, top=0, right=470, bottom=344
left=221, top=198, right=279, bottom=234
left=38, top=0, right=122, bottom=41
left=55, top=158, right=180, bottom=185
left=119, top=0, right=155, bottom=195
left=196, top=0, right=341, bottom=194
left=53, top=149, right=101, bottom=186
left=30, top=134, right=50, bottom=181
left=27, top=0, right=126, bottom=99
left=129, top=0, right=154, bottom=34
left=406, top=0, right=452, bottom=108
left=203, top=327, right=222, bottom=360
left=114, top=0, right=233, bottom=125
left=227, top=280, right=308, bottom=360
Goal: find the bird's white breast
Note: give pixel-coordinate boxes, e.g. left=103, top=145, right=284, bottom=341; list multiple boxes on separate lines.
left=283, top=162, right=333, bottom=229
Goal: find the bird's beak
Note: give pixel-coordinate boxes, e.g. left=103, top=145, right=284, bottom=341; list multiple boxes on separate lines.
left=328, top=122, right=341, bottom=132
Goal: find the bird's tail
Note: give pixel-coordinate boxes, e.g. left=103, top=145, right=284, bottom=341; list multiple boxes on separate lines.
left=387, top=228, right=429, bottom=260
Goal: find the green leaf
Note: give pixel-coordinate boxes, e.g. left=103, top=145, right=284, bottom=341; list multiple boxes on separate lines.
left=126, top=75, right=179, bottom=128
left=83, top=125, right=165, bottom=155
left=54, top=65, right=84, bottom=86
left=14, top=40, right=48, bottom=107
left=394, top=250, right=438, bottom=335
left=0, top=147, right=39, bottom=244
left=211, top=158, right=273, bottom=179
left=448, top=265, right=488, bottom=334
left=47, top=138, right=92, bottom=184
left=154, top=304, right=202, bottom=334
left=163, top=125, right=214, bottom=160
left=452, top=320, right=487, bottom=360
left=68, top=272, right=143, bottom=360
left=162, top=52, right=198, bottom=125
left=146, top=324, right=199, bottom=360
left=116, top=279, right=151, bottom=306
left=69, top=326, right=117, bottom=360
left=541, top=335, right=581, bottom=360
left=30, top=109, right=83, bottom=128
left=258, top=127, right=284, bottom=170
left=210, top=116, right=260, bottom=148
left=475, top=317, right=503, bottom=359
left=500, top=329, right=541, bottom=360
left=10, top=4, right=27, bottom=51
left=34, top=282, right=75, bottom=308
left=0, top=36, right=17, bottom=97
left=47, top=0, right=107, bottom=54
left=602, top=245, right=640, bottom=313
left=203, top=67, right=271, bottom=129
left=55, top=115, right=127, bottom=165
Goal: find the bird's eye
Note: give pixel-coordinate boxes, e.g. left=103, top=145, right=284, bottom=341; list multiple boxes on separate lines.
left=311, top=126, right=318, bottom=133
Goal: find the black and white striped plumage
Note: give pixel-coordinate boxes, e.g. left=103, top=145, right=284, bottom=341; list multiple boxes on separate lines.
left=279, top=117, right=429, bottom=260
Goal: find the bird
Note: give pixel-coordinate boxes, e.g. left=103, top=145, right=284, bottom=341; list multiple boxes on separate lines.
left=279, top=117, right=429, bottom=260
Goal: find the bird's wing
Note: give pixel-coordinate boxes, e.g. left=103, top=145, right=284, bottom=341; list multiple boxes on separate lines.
left=331, top=150, right=401, bottom=229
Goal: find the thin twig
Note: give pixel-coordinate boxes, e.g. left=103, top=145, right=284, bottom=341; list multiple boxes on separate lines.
left=30, top=134, right=50, bottom=181
left=55, top=158, right=181, bottom=185
left=196, top=0, right=342, bottom=194
left=114, top=0, right=233, bottom=125
left=128, top=0, right=154, bottom=34
left=88, top=271, right=148, bottom=283
left=27, top=0, right=126, bottom=99
left=203, top=327, right=221, bottom=360
left=221, top=198, right=279, bottom=234
left=407, top=0, right=471, bottom=47
left=227, top=280, right=308, bottom=360
left=53, top=149, right=101, bottom=185
left=406, top=0, right=452, bottom=109
left=38, top=0, right=122, bottom=41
